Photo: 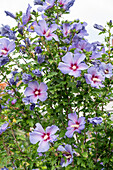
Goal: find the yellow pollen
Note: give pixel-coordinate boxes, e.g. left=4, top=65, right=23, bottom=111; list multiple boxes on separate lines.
left=1, top=49, right=7, bottom=54
left=93, top=78, right=101, bottom=82
left=30, top=25, right=34, bottom=30
left=71, top=124, right=79, bottom=128
left=72, top=65, right=76, bottom=70
left=45, top=29, right=50, bottom=37
left=44, top=134, right=48, bottom=140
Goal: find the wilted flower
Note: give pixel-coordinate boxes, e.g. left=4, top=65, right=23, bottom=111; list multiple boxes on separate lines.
left=88, top=117, right=103, bottom=125
left=0, top=122, right=9, bottom=135
left=22, top=73, right=33, bottom=84
left=0, top=25, right=16, bottom=40
left=0, top=56, right=9, bottom=66
left=65, top=112, right=85, bottom=138
left=93, top=24, right=105, bottom=31
left=34, top=0, right=43, bottom=5
left=32, top=69, right=42, bottom=77
left=22, top=4, right=32, bottom=25
left=58, top=52, right=88, bottom=77
left=4, top=11, right=16, bottom=19
left=30, top=123, right=59, bottom=152
left=58, top=0, right=75, bottom=11
left=24, top=81, right=48, bottom=103
left=57, top=144, right=75, bottom=167
left=37, top=0, right=55, bottom=12
left=37, top=54, right=45, bottom=63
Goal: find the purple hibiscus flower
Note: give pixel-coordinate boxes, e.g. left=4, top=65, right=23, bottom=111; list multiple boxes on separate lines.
left=34, top=20, right=59, bottom=41
left=37, top=0, right=55, bottom=12
left=58, top=52, right=88, bottom=77
left=30, top=123, right=59, bottom=152
left=24, top=81, right=48, bottom=103
left=99, top=62, right=113, bottom=78
left=85, top=67, right=105, bottom=88
left=0, top=122, right=9, bottom=135
left=22, top=4, right=32, bottom=25
left=88, top=117, right=103, bottom=125
left=0, top=38, right=15, bottom=56
left=57, top=144, right=75, bottom=167
left=65, top=112, right=85, bottom=138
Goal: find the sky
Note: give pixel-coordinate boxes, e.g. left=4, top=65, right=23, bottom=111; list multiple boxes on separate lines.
left=0, top=0, right=113, bottom=43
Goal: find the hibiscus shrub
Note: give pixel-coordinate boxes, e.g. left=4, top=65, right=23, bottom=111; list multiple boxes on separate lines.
left=0, top=0, right=113, bottom=169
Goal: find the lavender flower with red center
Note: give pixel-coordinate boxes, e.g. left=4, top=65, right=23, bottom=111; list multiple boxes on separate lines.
left=58, top=52, right=88, bottom=77
left=34, top=20, right=59, bottom=41
left=85, top=67, right=105, bottom=88
left=0, top=38, right=15, bottom=56
left=65, top=112, right=85, bottom=138
left=99, top=62, right=113, bottom=78
left=37, top=0, right=55, bottom=12
left=24, top=81, right=48, bottom=103
left=22, top=4, right=32, bottom=25
left=30, top=123, right=59, bottom=152
left=57, top=144, right=75, bottom=167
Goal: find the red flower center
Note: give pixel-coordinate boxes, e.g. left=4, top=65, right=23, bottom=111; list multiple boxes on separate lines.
left=1, top=48, right=8, bottom=55
left=71, top=122, right=79, bottom=129
left=91, top=75, right=101, bottom=83
left=104, top=69, right=109, bottom=74
left=34, top=89, right=41, bottom=96
left=42, top=133, right=50, bottom=141
left=70, top=63, right=78, bottom=71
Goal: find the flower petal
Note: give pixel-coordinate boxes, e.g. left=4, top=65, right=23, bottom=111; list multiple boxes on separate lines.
left=68, top=112, right=78, bottom=122
left=37, top=140, right=50, bottom=152
left=28, top=81, right=39, bottom=90
left=58, top=62, right=71, bottom=74
left=24, top=87, right=33, bottom=96
left=30, top=132, right=43, bottom=144
left=38, top=82, right=48, bottom=92
left=65, top=129, right=74, bottom=138
left=35, top=123, right=45, bottom=134
left=62, top=52, right=73, bottom=65
left=38, top=92, right=48, bottom=101
left=46, top=125, right=59, bottom=135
